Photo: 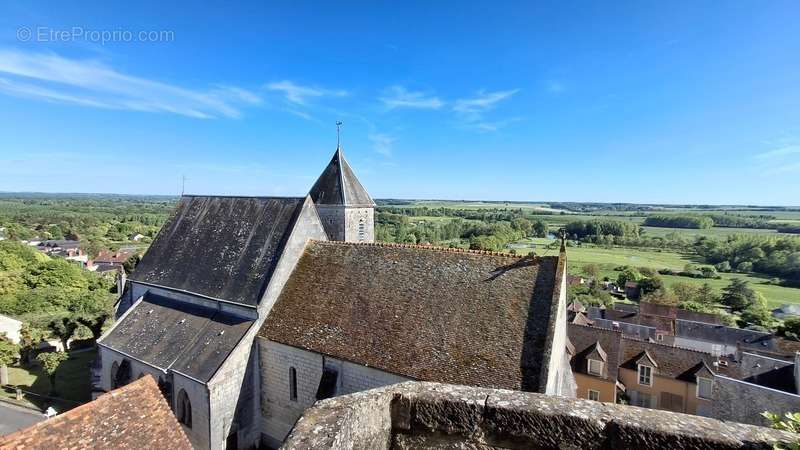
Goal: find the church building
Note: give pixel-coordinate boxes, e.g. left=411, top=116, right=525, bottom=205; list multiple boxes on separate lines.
left=95, top=145, right=573, bottom=449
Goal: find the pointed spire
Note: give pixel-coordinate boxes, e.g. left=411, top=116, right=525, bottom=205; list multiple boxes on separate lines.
left=308, top=125, right=375, bottom=207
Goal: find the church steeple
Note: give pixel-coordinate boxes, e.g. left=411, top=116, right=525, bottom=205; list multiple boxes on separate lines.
left=309, top=122, right=376, bottom=242
left=308, top=127, right=375, bottom=207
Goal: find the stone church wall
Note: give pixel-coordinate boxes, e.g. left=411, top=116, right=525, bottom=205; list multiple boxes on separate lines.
left=172, top=371, right=211, bottom=450
left=204, top=197, right=328, bottom=450
left=258, top=340, right=409, bottom=447
left=314, top=205, right=346, bottom=241
left=343, top=207, right=374, bottom=243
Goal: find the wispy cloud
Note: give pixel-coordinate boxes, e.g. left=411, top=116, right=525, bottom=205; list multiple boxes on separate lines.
left=755, top=145, right=800, bottom=159
left=452, top=89, right=519, bottom=130
left=265, top=80, right=348, bottom=106
left=369, top=133, right=396, bottom=156
left=379, top=85, right=443, bottom=110
left=0, top=48, right=260, bottom=119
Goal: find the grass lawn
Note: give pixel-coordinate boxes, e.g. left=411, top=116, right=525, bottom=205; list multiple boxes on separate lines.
left=512, top=239, right=800, bottom=308
left=2, top=349, right=95, bottom=412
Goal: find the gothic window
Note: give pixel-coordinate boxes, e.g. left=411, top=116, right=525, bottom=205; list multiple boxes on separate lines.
left=110, top=361, right=120, bottom=389
left=358, top=219, right=366, bottom=241
left=177, top=389, right=192, bottom=428
left=289, top=367, right=298, bottom=401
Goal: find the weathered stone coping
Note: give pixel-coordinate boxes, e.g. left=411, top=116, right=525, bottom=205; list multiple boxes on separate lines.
left=282, top=382, right=798, bottom=449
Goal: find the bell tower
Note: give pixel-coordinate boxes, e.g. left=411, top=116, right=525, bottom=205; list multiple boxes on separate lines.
left=308, top=122, right=375, bottom=242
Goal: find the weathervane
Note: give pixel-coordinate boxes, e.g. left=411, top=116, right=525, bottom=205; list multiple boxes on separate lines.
left=336, top=121, right=343, bottom=149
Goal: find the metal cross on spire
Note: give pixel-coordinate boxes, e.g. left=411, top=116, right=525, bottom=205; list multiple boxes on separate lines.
left=336, top=121, right=343, bottom=149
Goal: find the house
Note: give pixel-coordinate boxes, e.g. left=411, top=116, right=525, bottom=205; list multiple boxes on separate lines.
left=95, top=147, right=575, bottom=449
left=257, top=241, right=572, bottom=446
left=0, top=375, right=192, bottom=449
left=773, top=304, right=800, bottom=320
left=569, top=322, right=718, bottom=416
left=90, top=249, right=134, bottom=272
left=129, top=232, right=146, bottom=241
left=713, top=352, right=800, bottom=426
left=0, top=313, right=23, bottom=344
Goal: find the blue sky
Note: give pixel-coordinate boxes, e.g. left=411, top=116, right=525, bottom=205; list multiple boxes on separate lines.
left=0, top=1, right=798, bottom=205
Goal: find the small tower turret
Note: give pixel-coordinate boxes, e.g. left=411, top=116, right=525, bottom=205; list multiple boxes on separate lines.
left=309, top=124, right=375, bottom=242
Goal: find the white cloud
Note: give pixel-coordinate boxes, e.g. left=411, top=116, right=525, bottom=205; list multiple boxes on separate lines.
left=755, top=145, right=800, bottom=159
left=0, top=48, right=260, bottom=119
left=379, top=85, right=443, bottom=110
left=453, top=89, right=518, bottom=116
left=452, top=89, right=519, bottom=130
left=265, top=80, right=348, bottom=105
left=369, top=133, right=395, bottom=156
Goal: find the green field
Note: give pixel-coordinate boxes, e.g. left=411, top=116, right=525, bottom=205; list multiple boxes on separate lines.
left=514, top=238, right=800, bottom=308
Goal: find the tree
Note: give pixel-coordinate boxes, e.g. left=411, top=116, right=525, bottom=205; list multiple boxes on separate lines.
left=642, top=288, right=678, bottom=306
left=123, top=254, right=142, bottom=275
left=48, top=316, right=79, bottom=351
left=638, top=276, right=664, bottom=295
left=721, top=279, right=758, bottom=312
left=740, top=294, right=774, bottom=329
left=18, top=324, right=47, bottom=365
left=616, top=268, right=641, bottom=288
left=0, top=335, right=19, bottom=385
left=783, top=317, right=800, bottom=339
left=36, top=351, right=68, bottom=395
left=697, top=283, right=719, bottom=306
left=76, top=312, right=111, bottom=341
left=582, top=264, right=601, bottom=281
left=531, top=220, right=547, bottom=238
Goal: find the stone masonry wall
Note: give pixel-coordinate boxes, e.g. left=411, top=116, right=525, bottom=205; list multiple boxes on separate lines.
left=259, top=340, right=411, bottom=447
left=315, top=206, right=345, bottom=241
left=713, top=375, right=800, bottom=426
left=343, top=207, right=374, bottom=243
left=172, top=371, right=211, bottom=450
left=207, top=196, right=329, bottom=450
left=259, top=340, right=324, bottom=447
left=284, top=382, right=798, bottom=450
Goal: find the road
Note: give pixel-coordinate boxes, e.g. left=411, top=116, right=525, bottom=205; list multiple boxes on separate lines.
left=0, top=402, right=44, bottom=436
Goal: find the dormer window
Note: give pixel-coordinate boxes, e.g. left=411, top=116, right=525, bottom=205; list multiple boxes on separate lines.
left=697, top=376, right=713, bottom=400
left=587, top=359, right=603, bottom=376
left=638, top=364, right=652, bottom=386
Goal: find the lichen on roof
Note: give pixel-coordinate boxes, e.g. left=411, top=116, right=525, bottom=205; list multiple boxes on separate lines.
left=259, top=240, right=561, bottom=391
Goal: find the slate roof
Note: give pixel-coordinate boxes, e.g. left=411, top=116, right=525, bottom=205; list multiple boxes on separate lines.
left=259, top=241, right=563, bottom=391
left=675, top=319, right=773, bottom=348
left=568, top=323, right=623, bottom=380
left=309, top=149, right=375, bottom=207
left=130, top=195, right=307, bottom=306
left=99, top=292, right=254, bottom=382
left=0, top=375, right=192, bottom=449
left=620, top=338, right=716, bottom=382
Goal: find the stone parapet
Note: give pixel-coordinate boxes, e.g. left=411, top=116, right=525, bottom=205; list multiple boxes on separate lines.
left=283, top=382, right=798, bottom=450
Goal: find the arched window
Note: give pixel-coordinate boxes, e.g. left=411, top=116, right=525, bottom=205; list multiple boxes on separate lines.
left=110, top=361, right=120, bottom=389
left=358, top=219, right=366, bottom=242
left=289, top=367, right=298, bottom=401
left=177, top=389, right=192, bottom=428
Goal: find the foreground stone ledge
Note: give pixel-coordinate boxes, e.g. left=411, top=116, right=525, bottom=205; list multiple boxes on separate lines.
left=282, top=382, right=798, bottom=450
